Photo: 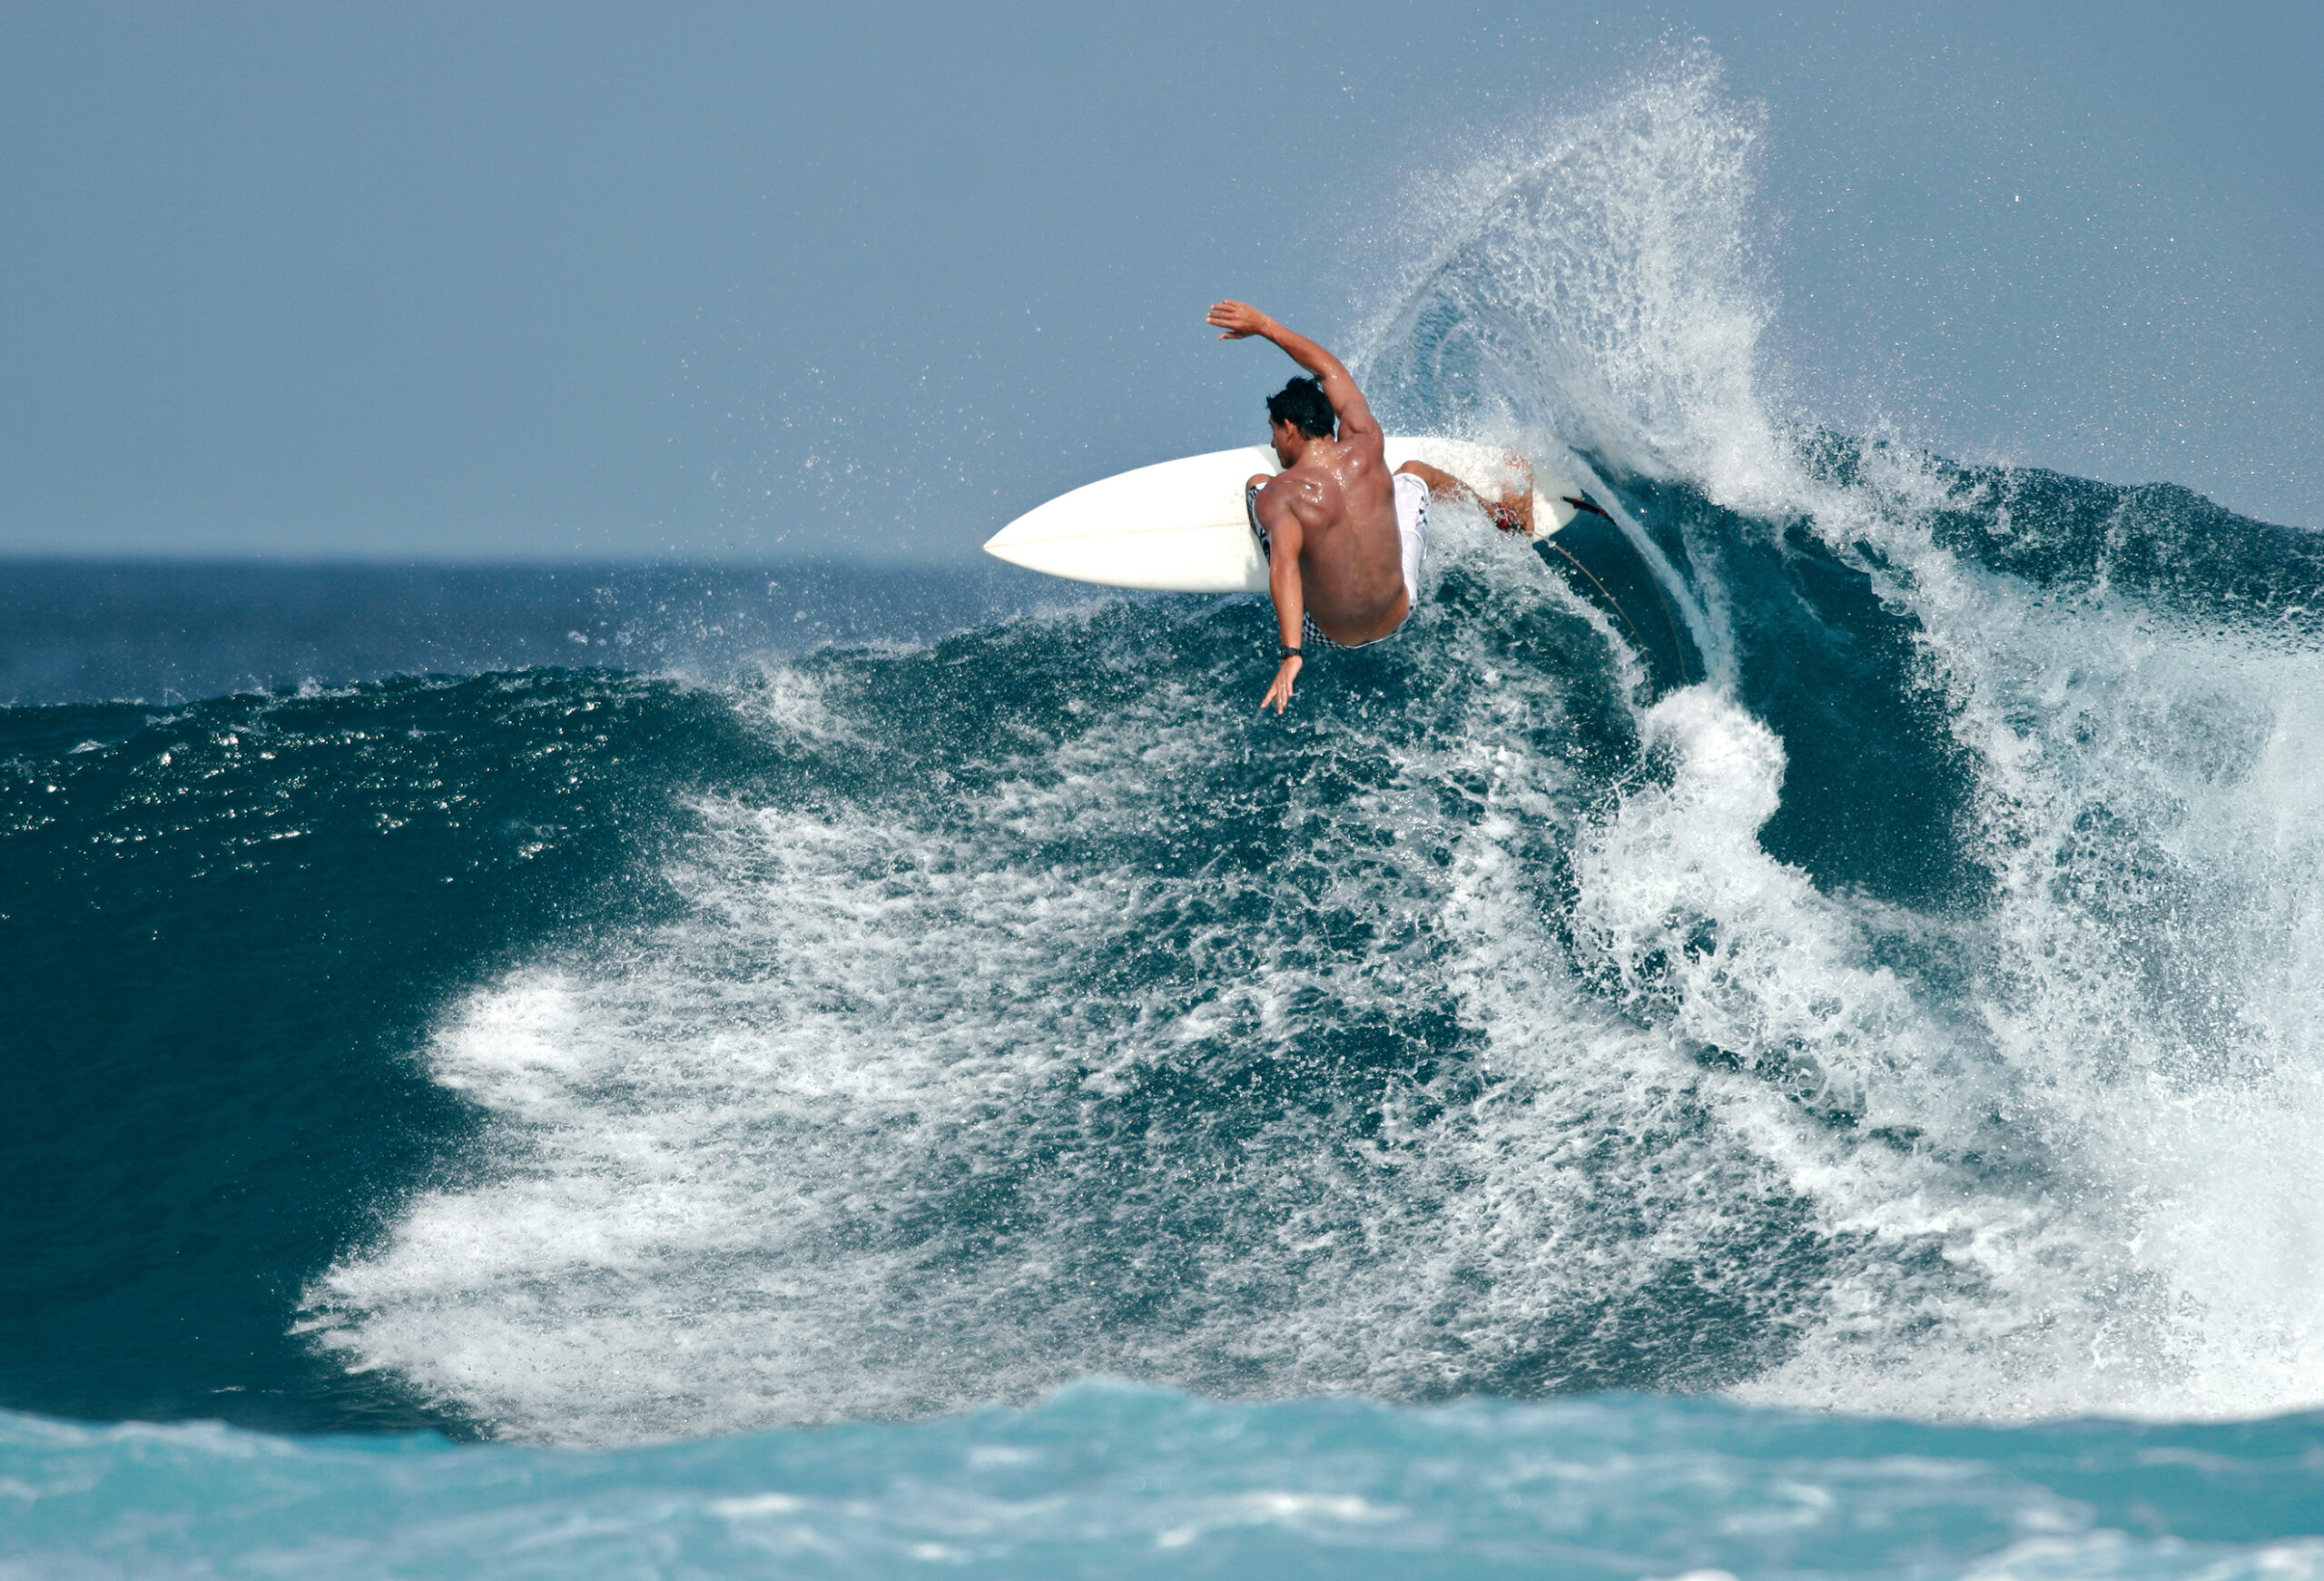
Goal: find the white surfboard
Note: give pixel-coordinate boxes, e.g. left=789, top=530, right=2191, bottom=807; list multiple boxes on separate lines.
left=982, top=438, right=1582, bottom=593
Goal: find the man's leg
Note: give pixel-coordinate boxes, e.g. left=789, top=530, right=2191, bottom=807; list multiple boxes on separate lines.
left=1394, top=459, right=1533, bottom=534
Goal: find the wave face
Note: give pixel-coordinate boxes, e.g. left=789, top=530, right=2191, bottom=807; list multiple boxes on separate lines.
left=6, top=58, right=2324, bottom=1472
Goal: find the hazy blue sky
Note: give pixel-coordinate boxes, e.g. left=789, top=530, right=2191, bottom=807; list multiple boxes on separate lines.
left=2, top=2, right=2317, bottom=560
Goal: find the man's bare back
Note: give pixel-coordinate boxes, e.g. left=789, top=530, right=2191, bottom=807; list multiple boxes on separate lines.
left=1206, top=301, right=1402, bottom=712
left=1207, top=300, right=1529, bottom=712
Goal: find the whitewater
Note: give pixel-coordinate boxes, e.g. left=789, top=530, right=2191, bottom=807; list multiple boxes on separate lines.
left=4, top=55, right=2321, bottom=1579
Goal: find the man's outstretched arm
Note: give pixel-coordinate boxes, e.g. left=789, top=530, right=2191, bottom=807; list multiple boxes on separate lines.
left=1206, top=301, right=1381, bottom=443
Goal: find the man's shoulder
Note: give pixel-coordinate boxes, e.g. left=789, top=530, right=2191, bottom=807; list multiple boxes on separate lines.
left=1328, top=437, right=1393, bottom=491
left=1275, top=456, right=1344, bottom=492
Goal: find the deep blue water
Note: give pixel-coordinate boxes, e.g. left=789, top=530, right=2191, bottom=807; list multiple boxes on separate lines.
left=0, top=558, right=1061, bottom=708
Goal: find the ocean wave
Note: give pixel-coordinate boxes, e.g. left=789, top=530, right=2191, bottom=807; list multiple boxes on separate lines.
left=5, top=57, right=2324, bottom=1460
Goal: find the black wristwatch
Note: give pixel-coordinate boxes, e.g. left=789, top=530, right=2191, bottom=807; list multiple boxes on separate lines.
left=1278, top=645, right=1304, bottom=662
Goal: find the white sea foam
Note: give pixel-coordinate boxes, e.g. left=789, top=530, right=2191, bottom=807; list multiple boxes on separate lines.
left=1734, top=472, right=2324, bottom=1420
left=1347, top=50, right=2324, bottom=1423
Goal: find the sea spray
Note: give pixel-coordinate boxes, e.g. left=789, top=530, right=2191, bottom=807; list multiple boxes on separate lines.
left=1350, top=55, right=2324, bottom=1421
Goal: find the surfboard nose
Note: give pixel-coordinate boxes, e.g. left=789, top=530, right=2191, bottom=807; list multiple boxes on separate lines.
left=981, top=447, right=1275, bottom=593
left=979, top=529, right=1049, bottom=574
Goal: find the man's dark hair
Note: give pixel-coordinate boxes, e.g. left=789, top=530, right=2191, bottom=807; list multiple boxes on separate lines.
left=1266, top=376, right=1336, bottom=440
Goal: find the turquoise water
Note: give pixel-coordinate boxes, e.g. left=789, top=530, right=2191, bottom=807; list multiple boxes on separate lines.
left=10, top=1384, right=2320, bottom=1578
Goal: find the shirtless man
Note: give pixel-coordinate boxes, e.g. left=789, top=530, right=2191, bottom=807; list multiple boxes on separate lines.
left=1207, top=300, right=1530, bottom=712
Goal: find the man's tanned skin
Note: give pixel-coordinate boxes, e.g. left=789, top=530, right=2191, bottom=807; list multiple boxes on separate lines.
left=1208, top=300, right=1531, bottom=712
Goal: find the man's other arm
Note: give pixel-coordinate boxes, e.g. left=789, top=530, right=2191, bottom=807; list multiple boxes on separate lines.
left=1256, top=489, right=1306, bottom=713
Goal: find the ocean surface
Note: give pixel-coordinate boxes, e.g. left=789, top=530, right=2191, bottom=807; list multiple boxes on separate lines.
left=7, top=63, right=2324, bottom=1579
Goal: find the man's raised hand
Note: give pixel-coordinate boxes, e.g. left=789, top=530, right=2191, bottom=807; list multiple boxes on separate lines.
left=1207, top=300, right=1274, bottom=341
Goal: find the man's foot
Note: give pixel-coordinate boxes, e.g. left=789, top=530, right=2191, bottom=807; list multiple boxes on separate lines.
left=1490, top=451, right=1536, bottom=535
left=1487, top=494, right=1534, bottom=536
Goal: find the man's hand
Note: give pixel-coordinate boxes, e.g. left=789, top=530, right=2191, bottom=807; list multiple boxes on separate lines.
left=1207, top=298, right=1380, bottom=444
left=1208, top=300, right=1275, bottom=341
left=1260, top=655, right=1302, bottom=714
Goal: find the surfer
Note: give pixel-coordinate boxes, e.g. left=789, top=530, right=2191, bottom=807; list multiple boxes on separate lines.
left=1207, top=300, right=1531, bottom=712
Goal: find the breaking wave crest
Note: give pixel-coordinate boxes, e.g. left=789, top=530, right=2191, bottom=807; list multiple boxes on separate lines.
left=272, top=60, right=2324, bottom=1443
